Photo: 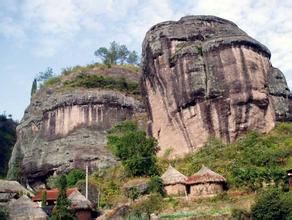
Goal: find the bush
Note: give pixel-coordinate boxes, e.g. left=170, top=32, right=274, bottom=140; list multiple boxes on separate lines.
left=251, top=188, right=291, bottom=220
left=148, top=176, right=165, bottom=196
left=66, top=169, right=85, bottom=187
left=107, top=121, right=158, bottom=177
left=63, top=74, right=140, bottom=95
left=130, top=193, right=164, bottom=217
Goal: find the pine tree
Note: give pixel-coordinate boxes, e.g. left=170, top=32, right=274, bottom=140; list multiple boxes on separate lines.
left=51, top=175, right=74, bottom=220
left=31, top=78, right=37, bottom=96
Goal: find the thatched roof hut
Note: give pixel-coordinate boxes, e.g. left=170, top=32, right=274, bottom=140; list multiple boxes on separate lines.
left=161, top=165, right=187, bottom=196
left=68, top=191, right=93, bottom=220
left=186, top=166, right=226, bottom=197
left=8, top=195, right=48, bottom=220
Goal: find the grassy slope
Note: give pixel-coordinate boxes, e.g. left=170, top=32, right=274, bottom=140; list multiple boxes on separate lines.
left=84, top=123, right=292, bottom=218
left=40, top=63, right=141, bottom=96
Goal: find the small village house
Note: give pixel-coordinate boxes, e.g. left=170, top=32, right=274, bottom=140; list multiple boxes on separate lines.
left=32, top=187, right=79, bottom=206
left=186, top=165, right=226, bottom=198
left=68, top=190, right=93, bottom=220
left=161, top=165, right=187, bottom=196
left=9, top=195, right=48, bottom=220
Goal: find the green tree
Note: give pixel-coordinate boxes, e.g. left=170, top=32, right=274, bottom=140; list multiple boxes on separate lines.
left=66, top=169, right=85, bottom=187
left=251, top=188, right=290, bottom=220
left=31, top=78, right=37, bottom=96
left=148, top=176, right=165, bottom=196
left=37, top=67, right=53, bottom=86
left=127, top=51, right=139, bottom=65
left=41, top=191, right=47, bottom=208
left=107, top=121, right=158, bottom=177
left=94, top=41, right=139, bottom=66
left=51, top=175, right=74, bottom=220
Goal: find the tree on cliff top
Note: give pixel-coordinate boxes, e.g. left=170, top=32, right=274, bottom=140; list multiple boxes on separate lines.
left=107, top=121, right=158, bottom=176
left=94, top=41, right=139, bottom=66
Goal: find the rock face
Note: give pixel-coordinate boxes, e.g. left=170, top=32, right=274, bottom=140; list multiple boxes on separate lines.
left=8, top=77, right=144, bottom=185
left=141, top=15, right=292, bottom=157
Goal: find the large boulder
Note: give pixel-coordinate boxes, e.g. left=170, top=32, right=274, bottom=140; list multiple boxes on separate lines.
left=141, top=15, right=292, bottom=157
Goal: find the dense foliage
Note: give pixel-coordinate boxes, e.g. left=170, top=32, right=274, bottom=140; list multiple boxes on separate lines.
left=107, top=121, right=158, bottom=177
left=148, top=176, right=165, bottom=196
left=94, top=41, right=139, bottom=66
left=251, top=188, right=292, bottom=219
left=66, top=169, right=85, bottom=187
left=51, top=175, right=75, bottom=220
left=165, top=123, right=292, bottom=191
left=63, top=74, right=140, bottom=95
left=0, top=114, right=17, bottom=177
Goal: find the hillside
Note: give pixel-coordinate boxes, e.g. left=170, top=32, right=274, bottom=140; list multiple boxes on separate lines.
left=0, top=114, right=17, bottom=177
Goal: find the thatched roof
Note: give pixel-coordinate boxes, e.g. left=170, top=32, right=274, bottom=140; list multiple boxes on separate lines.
left=8, top=195, right=48, bottom=220
left=161, top=165, right=187, bottom=185
left=186, top=165, right=226, bottom=185
left=68, top=190, right=93, bottom=210
left=0, top=180, right=28, bottom=193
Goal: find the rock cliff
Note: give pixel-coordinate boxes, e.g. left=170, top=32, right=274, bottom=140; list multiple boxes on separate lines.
left=141, top=15, right=292, bottom=157
left=8, top=66, right=145, bottom=185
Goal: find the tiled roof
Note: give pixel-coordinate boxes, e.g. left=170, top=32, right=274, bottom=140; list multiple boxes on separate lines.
left=32, top=188, right=78, bottom=201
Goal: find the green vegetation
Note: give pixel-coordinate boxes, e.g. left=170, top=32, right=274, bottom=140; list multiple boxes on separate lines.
left=41, top=191, right=47, bottom=208
left=63, top=74, right=140, bottom=95
left=0, top=114, right=17, bottom=178
left=51, top=175, right=75, bottom=220
left=0, top=207, right=8, bottom=220
left=148, top=176, right=165, bottom=196
left=94, top=41, right=139, bottom=66
left=66, top=169, right=85, bottom=187
left=31, top=78, right=37, bottom=96
left=163, top=123, right=292, bottom=191
left=107, top=121, right=158, bottom=177
left=251, top=188, right=292, bottom=219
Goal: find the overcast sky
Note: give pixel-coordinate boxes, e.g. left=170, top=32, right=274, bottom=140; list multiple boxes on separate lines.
left=1, top=0, right=291, bottom=120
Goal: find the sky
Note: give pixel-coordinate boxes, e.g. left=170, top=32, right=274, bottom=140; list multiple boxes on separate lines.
left=0, top=0, right=292, bottom=120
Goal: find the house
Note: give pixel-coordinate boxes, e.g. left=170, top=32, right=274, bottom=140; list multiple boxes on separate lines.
left=8, top=195, right=48, bottom=220
left=186, top=165, right=226, bottom=198
left=68, top=190, right=93, bottom=220
left=32, top=187, right=79, bottom=206
left=161, top=165, right=187, bottom=196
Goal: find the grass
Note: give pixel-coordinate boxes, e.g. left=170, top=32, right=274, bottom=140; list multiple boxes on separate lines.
left=63, top=74, right=140, bottom=95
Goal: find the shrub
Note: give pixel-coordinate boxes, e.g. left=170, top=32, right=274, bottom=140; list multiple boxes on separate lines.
left=148, top=176, right=165, bottom=196
left=251, top=188, right=290, bottom=220
left=63, top=74, right=140, bottom=95
left=107, top=121, right=158, bottom=177
left=130, top=193, right=164, bottom=217
left=66, top=169, right=85, bottom=187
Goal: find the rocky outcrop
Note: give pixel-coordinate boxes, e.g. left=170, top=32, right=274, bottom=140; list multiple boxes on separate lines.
left=141, top=15, right=292, bottom=157
left=8, top=72, right=145, bottom=185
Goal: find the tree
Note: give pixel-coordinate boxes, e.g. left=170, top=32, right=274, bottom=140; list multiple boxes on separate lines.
left=94, top=41, right=139, bottom=66
left=107, top=121, right=158, bottom=176
left=66, top=169, right=85, bottom=187
left=41, top=191, right=47, bottom=208
left=51, top=175, right=74, bottom=220
left=31, top=78, right=37, bottom=96
left=148, top=176, right=165, bottom=196
left=251, top=188, right=290, bottom=220
left=37, top=67, right=54, bottom=86
left=127, top=51, right=139, bottom=65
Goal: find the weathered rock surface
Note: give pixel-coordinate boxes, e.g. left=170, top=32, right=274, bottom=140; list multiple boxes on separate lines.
left=8, top=77, right=145, bottom=185
left=141, top=15, right=292, bottom=157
